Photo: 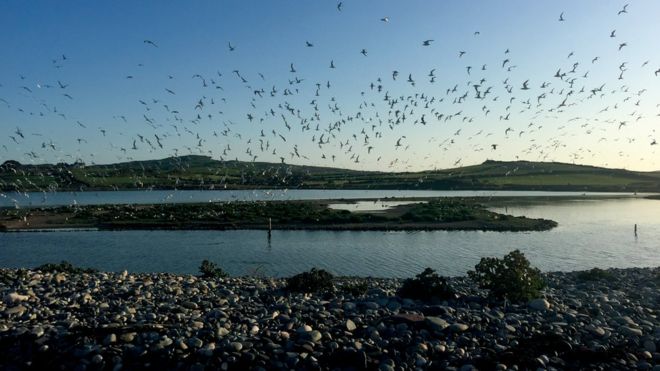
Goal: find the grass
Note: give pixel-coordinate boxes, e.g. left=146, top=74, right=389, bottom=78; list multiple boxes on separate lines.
left=3, top=156, right=659, bottom=192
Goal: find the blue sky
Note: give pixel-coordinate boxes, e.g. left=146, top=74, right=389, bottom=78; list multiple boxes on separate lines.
left=1, top=0, right=659, bottom=171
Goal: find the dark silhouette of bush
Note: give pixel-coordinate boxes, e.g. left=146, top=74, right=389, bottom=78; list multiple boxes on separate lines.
left=199, top=260, right=228, bottom=278
left=468, top=250, right=544, bottom=302
left=340, top=281, right=369, bottom=297
left=398, top=268, right=454, bottom=301
left=35, top=261, right=97, bottom=274
left=286, top=268, right=334, bottom=293
left=576, top=267, right=613, bottom=281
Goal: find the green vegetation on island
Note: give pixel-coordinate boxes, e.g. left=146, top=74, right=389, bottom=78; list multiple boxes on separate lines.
left=0, top=199, right=557, bottom=232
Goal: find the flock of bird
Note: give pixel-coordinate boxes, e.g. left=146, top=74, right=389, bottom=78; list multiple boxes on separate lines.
left=1, top=2, right=659, bottom=181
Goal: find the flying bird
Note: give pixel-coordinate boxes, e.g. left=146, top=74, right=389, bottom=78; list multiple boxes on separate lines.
left=144, top=40, right=158, bottom=48
left=559, top=12, right=565, bottom=21
left=422, top=40, right=434, bottom=46
left=618, top=4, right=628, bottom=15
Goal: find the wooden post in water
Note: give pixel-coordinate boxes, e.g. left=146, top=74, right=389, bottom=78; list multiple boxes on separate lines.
left=634, top=224, right=637, bottom=237
left=268, top=218, right=272, bottom=240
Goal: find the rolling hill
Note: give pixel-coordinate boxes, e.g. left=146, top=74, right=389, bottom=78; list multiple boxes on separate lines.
left=2, top=156, right=660, bottom=193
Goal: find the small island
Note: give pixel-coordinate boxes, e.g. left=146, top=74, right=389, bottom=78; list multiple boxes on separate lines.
left=0, top=199, right=557, bottom=232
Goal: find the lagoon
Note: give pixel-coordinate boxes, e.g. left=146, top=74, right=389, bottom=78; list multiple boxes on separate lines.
left=1, top=197, right=658, bottom=277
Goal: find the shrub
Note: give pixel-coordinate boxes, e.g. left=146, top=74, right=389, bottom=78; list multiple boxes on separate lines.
left=35, top=261, right=97, bottom=274
left=576, top=267, right=613, bottom=282
left=468, top=250, right=545, bottom=302
left=398, top=268, right=454, bottom=301
left=199, top=259, right=228, bottom=279
left=286, top=268, right=334, bottom=293
left=340, top=280, right=369, bottom=297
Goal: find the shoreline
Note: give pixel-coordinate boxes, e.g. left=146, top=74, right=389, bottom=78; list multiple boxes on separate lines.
left=1, top=266, right=657, bottom=369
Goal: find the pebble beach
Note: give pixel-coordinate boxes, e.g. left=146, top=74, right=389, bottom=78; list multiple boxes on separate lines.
left=1, top=267, right=658, bottom=370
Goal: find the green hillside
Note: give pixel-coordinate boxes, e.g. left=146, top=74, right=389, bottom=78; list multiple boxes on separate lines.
left=1, top=157, right=659, bottom=193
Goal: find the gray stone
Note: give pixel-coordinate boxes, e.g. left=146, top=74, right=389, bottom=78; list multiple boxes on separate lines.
left=308, top=330, right=322, bottom=342
left=448, top=323, right=470, bottom=332
left=5, top=292, right=29, bottom=304
left=91, top=354, right=103, bottom=364
left=230, top=342, right=242, bottom=352
left=346, top=319, right=356, bottom=331
left=4, top=305, right=26, bottom=316
left=425, top=316, right=449, bottom=331
left=590, top=326, right=606, bottom=337
left=528, top=298, right=550, bottom=311
left=217, top=327, right=230, bottom=337
left=642, top=340, right=656, bottom=353
left=104, top=334, right=117, bottom=345
left=619, top=326, right=643, bottom=337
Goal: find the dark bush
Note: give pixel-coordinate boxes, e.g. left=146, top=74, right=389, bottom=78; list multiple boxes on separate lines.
left=576, top=267, right=613, bottom=281
left=398, top=268, right=454, bottom=301
left=199, top=259, right=228, bottom=278
left=340, top=281, right=369, bottom=297
left=468, top=250, right=544, bottom=302
left=35, top=261, right=97, bottom=274
left=286, top=268, right=334, bottom=293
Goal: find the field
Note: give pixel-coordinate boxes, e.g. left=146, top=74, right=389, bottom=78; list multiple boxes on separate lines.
left=2, top=156, right=660, bottom=193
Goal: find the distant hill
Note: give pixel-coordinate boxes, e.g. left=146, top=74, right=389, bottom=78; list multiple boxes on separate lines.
left=2, top=156, right=660, bottom=193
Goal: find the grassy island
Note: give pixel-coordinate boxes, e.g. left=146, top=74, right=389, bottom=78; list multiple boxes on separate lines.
left=0, top=199, right=557, bottom=232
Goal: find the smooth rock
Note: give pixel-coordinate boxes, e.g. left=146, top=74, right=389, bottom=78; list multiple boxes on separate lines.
left=425, top=316, right=450, bottom=331
left=448, top=323, right=470, bottom=332
left=528, top=298, right=551, bottom=311
left=642, top=340, right=656, bottom=353
left=5, top=292, right=29, bottom=304
left=4, top=305, right=26, bottom=316
left=308, top=330, right=322, bottom=342
left=619, top=326, right=643, bottom=337
left=230, top=342, right=242, bottom=352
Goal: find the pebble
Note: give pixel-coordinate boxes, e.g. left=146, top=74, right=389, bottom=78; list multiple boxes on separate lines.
left=618, top=326, right=643, bottom=337
left=528, top=298, right=551, bottom=311
left=642, top=340, right=656, bottom=352
left=4, top=305, right=26, bottom=316
left=308, top=330, right=322, bottom=342
left=449, top=323, right=470, bottom=333
left=0, top=266, right=656, bottom=370
left=425, top=316, right=449, bottom=331
left=230, top=342, right=243, bottom=352
left=5, top=292, right=29, bottom=303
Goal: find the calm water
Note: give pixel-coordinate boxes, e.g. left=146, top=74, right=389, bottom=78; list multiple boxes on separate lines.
left=1, top=198, right=658, bottom=277
left=0, top=189, right=643, bottom=208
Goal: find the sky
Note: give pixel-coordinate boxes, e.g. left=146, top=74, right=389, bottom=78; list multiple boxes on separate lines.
left=1, top=0, right=659, bottom=171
